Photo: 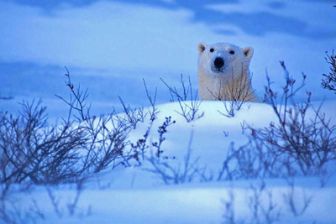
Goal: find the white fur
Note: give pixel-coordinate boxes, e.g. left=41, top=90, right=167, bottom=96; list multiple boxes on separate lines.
left=197, top=42, right=255, bottom=101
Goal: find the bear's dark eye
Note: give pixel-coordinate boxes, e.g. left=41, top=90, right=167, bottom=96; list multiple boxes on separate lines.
left=229, top=50, right=235, bottom=55
left=210, top=48, right=214, bottom=53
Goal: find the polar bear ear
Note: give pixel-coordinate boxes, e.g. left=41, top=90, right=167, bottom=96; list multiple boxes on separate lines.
left=243, top=47, right=254, bottom=60
left=198, top=42, right=207, bottom=54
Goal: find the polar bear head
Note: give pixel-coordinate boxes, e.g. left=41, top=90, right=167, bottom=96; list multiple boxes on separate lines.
left=198, top=42, right=254, bottom=78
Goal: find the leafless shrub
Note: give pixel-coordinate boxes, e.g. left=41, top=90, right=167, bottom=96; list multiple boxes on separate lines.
left=0, top=196, right=45, bottom=224
left=283, top=179, right=312, bottom=218
left=217, top=141, right=280, bottom=181
left=0, top=69, right=143, bottom=222
left=0, top=67, right=163, bottom=186
left=142, top=79, right=159, bottom=122
left=222, top=190, right=239, bottom=224
left=247, top=61, right=336, bottom=176
left=321, top=51, right=336, bottom=93
left=129, top=82, right=159, bottom=165
left=56, top=69, right=138, bottom=175
left=90, top=78, right=161, bottom=169
left=0, top=100, right=87, bottom=185
left=248, top=181, right=281, bottom=224
left=221, top=178, right=314, bottom=224
left=218, top=61, right=336, bottom=182
left=46, top=187, right=63, bottom=218
left=117, top=96, right=146, bottom=129
left=161, top=75, right=204, bottom=122
left=46, top=180, right=90, bottom=219
left=222, top=180, right=281, bottom=224
left=151, top=116, right=175, bottom=158
left=209, top=70, right=254, bottom=118
left=113, top=79, right=159, bottom=166
left=56, top=68, right=91, bottom=121
left=144, top=129, right=212, bottom=184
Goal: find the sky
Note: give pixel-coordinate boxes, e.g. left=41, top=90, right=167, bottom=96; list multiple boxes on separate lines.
left=0, top=0, right=335, bottom=116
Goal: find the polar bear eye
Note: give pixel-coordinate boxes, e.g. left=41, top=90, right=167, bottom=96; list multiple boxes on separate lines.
left=229, top=50, right=235, bottom=55
left=209, top=48, right=214, bottom=53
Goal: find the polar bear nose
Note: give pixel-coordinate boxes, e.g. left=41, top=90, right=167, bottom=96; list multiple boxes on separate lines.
left=214, top=57, right=224, bottom=69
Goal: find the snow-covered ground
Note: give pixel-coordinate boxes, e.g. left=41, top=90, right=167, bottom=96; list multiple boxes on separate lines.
left=5, top=100, right=336, bottom=223
left=16, top=178, right=336, bottom=224
left=1, top=1, right=336, bottom=223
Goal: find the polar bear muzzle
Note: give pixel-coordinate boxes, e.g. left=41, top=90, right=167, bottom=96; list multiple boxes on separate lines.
left=213, top=57, right=225, bottom=71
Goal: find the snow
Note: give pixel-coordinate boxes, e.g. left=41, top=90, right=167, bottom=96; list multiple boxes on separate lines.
left=5, top=100, right=336, bottom=223
left=1, top=1, right=336, bottom=223
left=24, top=181, right=336, bottom=224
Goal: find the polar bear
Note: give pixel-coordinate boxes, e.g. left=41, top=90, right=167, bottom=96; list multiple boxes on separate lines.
left=197, top=42, right=256, bottom=101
